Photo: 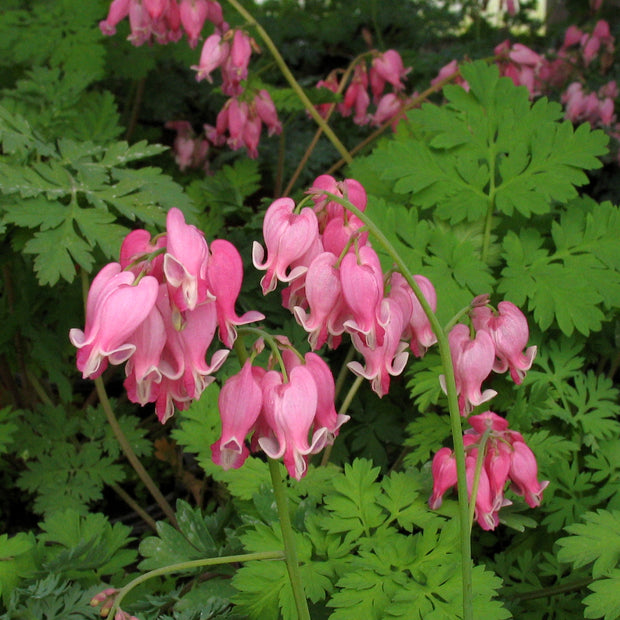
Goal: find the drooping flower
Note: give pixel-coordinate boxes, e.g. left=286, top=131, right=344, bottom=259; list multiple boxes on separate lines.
left=471, top=301, right=537, bottom=384
left=252, top=197, right=320, bottom=294
left=211, top=359, right=263, bottom=470
left=69, top=263, right=159, bottom=379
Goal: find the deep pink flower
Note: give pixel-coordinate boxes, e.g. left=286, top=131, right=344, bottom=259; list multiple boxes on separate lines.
left=347, top=297, right=409, bottom=397
left=192, top=33, right=228, bottom=82
left=206, top=239, right=264, bottom=347
left=429, top=447, right=457, bottom=510
left=254, top=89, right=282, bottom=136
left=509, top=440, right=549, bottom=508
left=211, top=360, right=263, bottom=470
left=370, top=49, right=410, bottom=98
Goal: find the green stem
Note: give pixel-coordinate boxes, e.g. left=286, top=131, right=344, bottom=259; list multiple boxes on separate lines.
left=95, top=375, right=179, bottom=529
left=510, top=577, right=593, bottom=602
left=268, top=459, right=311, bottom=620
left=224, top=0, right=352, bottom=164
left=109, top=550, right=285, bottom=617
left=320, top=192, right=473, bottom=620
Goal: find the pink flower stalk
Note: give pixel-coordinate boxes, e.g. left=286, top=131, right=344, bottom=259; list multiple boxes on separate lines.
left=430, top=411, right=548, bottom=529
left=163, top=208, right=210, bottom=312
left=252, top=197, right=320, bottom=294
left=69, top=263, right=159, bottom=379
left=211, top=359, right=263, bottom=469
left=206, top=239, right=265, bottom=347
left=471, top=301, right=537, bottom=384
left=441, top=323, right=497, bottom=415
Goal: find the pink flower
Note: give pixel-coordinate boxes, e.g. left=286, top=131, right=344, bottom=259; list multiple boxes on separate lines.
left=254, top=89, right=282, bottom=136
left=69, top=263, right=159, bottom=379
left=509, top=440, right=549, bottom=508
left=179, top=0, right=209, bottom=47
left=370, top=49, right=410, bottom=98
left=163, top=208, right=209, bottom=311
left=293, top=251, right=346, bottom=350
left=221, top=29, right=253, bottom=96
left=252, top=197, right=320, bottom=294
left=388, top=272, right=437, bottom=357
left=191, top=33, right=229, bottom=82
left=259, top=366, right=328, bottom=480
left=442, top=324, right=497, bottom=415
left=429, top=447, right=457, bottom=509
left=340, top=246, right=386, bottom=349
left=472, top=301, right=537, bottom=384
left=99, top=0, right=131, bottom=35
left=211, top=360, right=263, bottom=470
left=206, top=239, right=265, bottom=347
left=347, top=297, right=409, bottom=397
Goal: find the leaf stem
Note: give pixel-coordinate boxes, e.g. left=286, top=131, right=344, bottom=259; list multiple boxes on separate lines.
left=319, top=191, right=473, bottom=620
left=224, top=0, right=352, bottom=164
left=268, top=458, right=311, bottom=620
left=109, top=550, right=285, bottom=617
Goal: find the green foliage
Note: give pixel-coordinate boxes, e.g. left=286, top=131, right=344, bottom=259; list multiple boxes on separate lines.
left=139, top=500, right=239, bottom=571
left=0, top=105, right=193, bottom=284
left=38, top=509, right=136, bottom=579
left=12, top=403, right=148, bottom=516
left=499, top=199, right=620, bottom=335
left=377, top=62, right=606, bottom=223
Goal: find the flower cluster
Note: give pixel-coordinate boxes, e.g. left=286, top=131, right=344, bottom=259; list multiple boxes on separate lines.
left=165, top=120, right=210, bottom=172
left=211, top=348, right=348, bottom=480
left=430, top=412, right=549, bottom=530
left=100, top=1, right=282, bottom=161
left=253, top=175, right=437, bottom=397
left=69, top=208, right=263, bottom=423
left=99, top=0, right=225, bottom=47
left=432, top=20, right=619, bottom=161
left=442, top=300, right=537, bottom=416
left=314, top=50, right=413, bottom=130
